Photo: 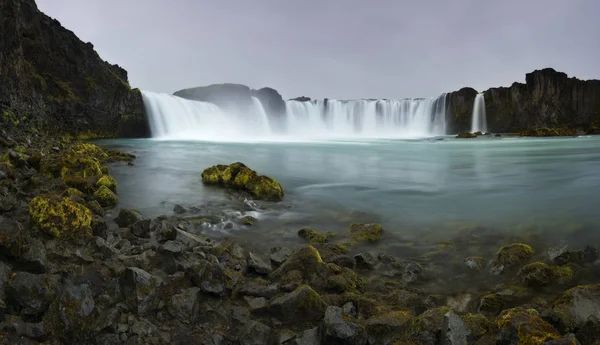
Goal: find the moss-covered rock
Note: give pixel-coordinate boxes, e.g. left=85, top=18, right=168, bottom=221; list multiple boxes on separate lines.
left=365, top=310, right=414, bottom=344
left=465, top=256, right=487, bottom=271
left=96, top=175, right=117, bottom=192
left=461, top=313, right=496, bottom=340
left=298, top=227, right=328, bottom=244
left=497, top=308, right=573, bottom=345
left=517, top=262, right=572, bottom=287
left=114, top=208, right=143, bottom=228
left=63, top=187, right=85, bottom=198
left=347, top=223, right=384, bottom=243
left=93, top=185, right=118, bottom=207
left=456, top=132, right=478, bottom=138
left=478, top=293, right=505, bottom=316
left=86, top=200, right=104, bottom=216
left=29, top=194, right=92, bottom=239
left=201, top=162, right=284, bottom=201
left=324, top=265, right=362, bottom=293
left=551, top=284, right=600, bottom=332
left=496, top=243, right=534, bottom=267
left=240, top=215, right=256, bottom=226
left=270, top=245, right=323, bottom=282
left=267, top=285, right=326, bottom=324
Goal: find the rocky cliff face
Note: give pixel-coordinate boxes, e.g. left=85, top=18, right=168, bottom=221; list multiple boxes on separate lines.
left=447, top=69, right=600, bottom=133
left=0, top=0, right=148, bottom=138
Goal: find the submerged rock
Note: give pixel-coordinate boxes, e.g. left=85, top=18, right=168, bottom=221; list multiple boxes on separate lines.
left=347, top=223, right=384, bottom=243
left=201, top=162, right=284, bottom=201
left=114, top=208, right=143, bottom=227
left=298, top=228, right=328, bottom=244
left=455, top=132, right=478, bottom=139
left=550, top=284, right=600, bottom=332
left=517, top=262, right=572, bottom=287
left=495, top=243, right=534, bottom=267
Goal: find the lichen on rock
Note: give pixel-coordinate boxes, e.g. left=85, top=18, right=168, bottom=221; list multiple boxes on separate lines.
left=93, top=185, right=119, bottom=207
left=29, top=194, right=92, bottom=239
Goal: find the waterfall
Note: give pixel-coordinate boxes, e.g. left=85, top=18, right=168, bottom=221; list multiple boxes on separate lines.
left=142, top=90, right=448, bottom=141
left=471, top=93, right=487, bottom=133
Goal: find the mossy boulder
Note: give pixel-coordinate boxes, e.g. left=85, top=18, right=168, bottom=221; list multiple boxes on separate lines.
left=324, top=265, right=362, bottom=293
left=347, top=223, right=384, bottom=243
left=517, top=262, right=572, bottom=287
left=461, top=313, right=496, bottom=340
left=29, top=194, right=92, bottom=239
left=298, top=228, right=328, bottom=244
left=465, top=256, right=487, bottom=271
left=93, top=185, right=119, bottom=207
left=496, top=243, right=534, bottom=267
left=365, top=310, right=414, bottom=344
left=114, top=208, right=143, bottom=228
left=270, top=245, right=323, bottom=282
left=96, top=175, right=117, bottom=192
left=201, top=162, right=284, bottom=201
left=267, top=285, right=326, bottom=324
left=551, top=284, right=600, bottom=332
left=478, top=293, right=505, bottom=316
left=497, top=308, right=575, bottom=345
left=456, top=132, right=478, bottom=139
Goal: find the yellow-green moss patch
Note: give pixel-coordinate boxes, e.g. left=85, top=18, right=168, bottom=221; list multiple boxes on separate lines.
left=347, top=223, right=384, bottom=243
left=96, top=175, right=117, bottom=192
left=496, top=243, right=534, bottom=267
left=298, top=228, right=328, bottom=244
left=93, top=186, right=119, bottom=207
left=29, top=194, right=92, bottom=239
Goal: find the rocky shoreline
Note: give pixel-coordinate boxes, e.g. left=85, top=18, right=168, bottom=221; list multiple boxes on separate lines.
left=0, top=131, right=599, bottom=345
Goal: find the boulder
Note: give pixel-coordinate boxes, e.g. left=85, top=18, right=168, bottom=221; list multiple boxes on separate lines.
left=93, top=186, right=119, bottom=207
left=497, top=308, right=576, bottom=345
left=354, top=251, right=380, bottom=270
left=347, top=223, right=384, bottom=243
left=29, top=193, right=92, bottom=239
left=270, top=247, right=292, bottom=267
left=495, top=243, right=534, bottom=267
left=114, top=208, right=143, bottom=227
left=517, top=262, right=572, bottom=287
left=455, top=132, right=478, bottom=139
left=247, top=252, right=272, bottom=275
left=320, top=306, right=367, bottom=345
left=44, top=282, right=96, bottom=339
left=365, top=311, right=413, bottom=345
left=267, top=285, right=326, bottom=324
left=295, top=328, right=320, bottom=345
left=186, top=260, right=240, bottom=296
left=167, top=287, right=202, bottom=323
left=441, top=311, right=470, bottom=345
left=298, top=228, right=328, bottom=244
left=202, top=162, right=284, bottom=201
left=120, top=267, right=163, bottom=316
left=237, top=320, right=271, bottom=345
left=7, top=272, right=58, bottom=317
left=551, top=284, right=600, bottom=332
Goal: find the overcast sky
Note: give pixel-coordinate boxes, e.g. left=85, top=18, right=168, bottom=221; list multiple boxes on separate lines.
left=37, top=0, right=600, bottom=100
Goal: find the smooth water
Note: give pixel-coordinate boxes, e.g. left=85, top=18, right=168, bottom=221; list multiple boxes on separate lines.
left=99, top=135, right=600, bottom=246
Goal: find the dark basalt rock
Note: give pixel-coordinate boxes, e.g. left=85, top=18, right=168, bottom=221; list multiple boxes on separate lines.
left=447, top=69, right=600, bottom=133
left=120, top=267, right=163, bottom=316
left=0, top=0, right=147, bottom=138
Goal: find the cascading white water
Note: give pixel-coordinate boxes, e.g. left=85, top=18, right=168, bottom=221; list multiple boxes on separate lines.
left=142, top=90, right=448, bottom=141
left=471, top=93, right=487, bottom=133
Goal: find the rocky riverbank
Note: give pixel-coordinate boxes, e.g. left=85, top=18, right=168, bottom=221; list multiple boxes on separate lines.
left=0, top=129, right=599, bottom=345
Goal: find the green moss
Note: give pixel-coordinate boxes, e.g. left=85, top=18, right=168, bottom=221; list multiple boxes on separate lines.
left=478, top=293, right=504, bottom=315
left=339, top=292, right=382, bottom=319
left=202, top=162, right=284, bottom=201
left=461, top=313, right=495, bottom=339
left=517, top=262, right=573, bottom=287
left=347, top=223, right=384, bottom=243
left=365, top=311, right=414, bottom=341
left=201, top=164, right=227, bottom=184
left=496, top=243, right=534, bottom=267
left=325, top=266, right=362, bottom=293
left=498, top=308, right=564, bottom=345
left=93, top=186, right=119, bottom=207
left=246, top=175, right=284, bottom=201
left=298, top=227, right=328, bottom=244
left=96, top=175, right=117, bottom=192
left=63, top=188, right=85, bottom=198
left=29, top=194, right=92, bottom=239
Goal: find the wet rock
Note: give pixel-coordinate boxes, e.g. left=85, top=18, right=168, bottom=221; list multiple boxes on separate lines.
left=240, top=215, right=256, bottom=226
left=295, top=328, right=319, bottom=345
left=478, top=293, right=504, bottom=316
left=247, top=252, right=272, bottom=275
left=517, top=262, right=572, bottom=287
left=45, top=282, right=96, bottom=338
left=152, top=219, right=177, bottom=243
left=160, top=240, right=183, bottom=254
left=92, top=215, right=108, bottom=239
left=94, top=237, right=119, bottom=258
left=167, top=287, right=202, bottom=323
left=175, top=229, right=211, bottom=250
left=121, top=267, right=163, bottom=316
left=115, top=209, right=144, bottom=228
left=7, top=272, right=58, bottom=317
left=464, top=256, right=486, bottom=271
left=202, top=162, right=284, bottom=201
left=95, top=307, right=120, bottom=333
left=327, top=255, right=355, bottom=269
left=132, top=219, right=151, bottom=238
left=13, top=321, right=46, bottom=340
left=173, top=204, right=186, bottom=214
left=94, top=186, right=119, bottom=207
left=551, top=284, right=600, bottom=332
left=347, top=223, right=384, bottom=243
left=19, top=239, right=47, bottom=273
left=495, top=243, right=534, bottom=267
left=575, top=315, right=600, bottom=345
left=343, top=302, right=357, bottom=318
left=298, top=228, right=328, bottom=244
left=365, top=311, right=413, bottom=345
left=267, top=285, right=326, bottom=324
left=321, top=306, right=367, bottom=345
left=498, top=308, right=574, bottom=345
left=186, top=260, right=240, bottom=296
left=244, top=296, right=268, bottom=311
left=237, top=320, right=271, bottom=345
left=354, top=251, right=380, bottom=270
left=238, top=280, right=279, bottom=298
left=548, top=244, right=569, bottom=264
left=270, top=247, right=292, bottom=267
left=441, top=311, right=470, bottom=345
left=455, top=132, right=477, bottom=139
left=270, top=245, right=323, bottom=281
left=403, top=261, right=423, bottom=283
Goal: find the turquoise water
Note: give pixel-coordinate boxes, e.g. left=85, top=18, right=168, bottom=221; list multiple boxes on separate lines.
left=98, top=135, right=600, bottom=246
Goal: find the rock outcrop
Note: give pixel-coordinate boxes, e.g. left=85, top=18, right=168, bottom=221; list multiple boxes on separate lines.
left=447, top=69, right=600, bottom=133
left=0, top=0, right=147, bottom=138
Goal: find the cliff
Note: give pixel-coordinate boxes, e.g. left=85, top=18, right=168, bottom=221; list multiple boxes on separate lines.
left=0, top=0, right=148, bottom=138
left=447, top=68, right=600, bottom=133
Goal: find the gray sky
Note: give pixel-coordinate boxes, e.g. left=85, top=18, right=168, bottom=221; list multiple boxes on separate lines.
left=37, top=0, right=600, bottom=100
